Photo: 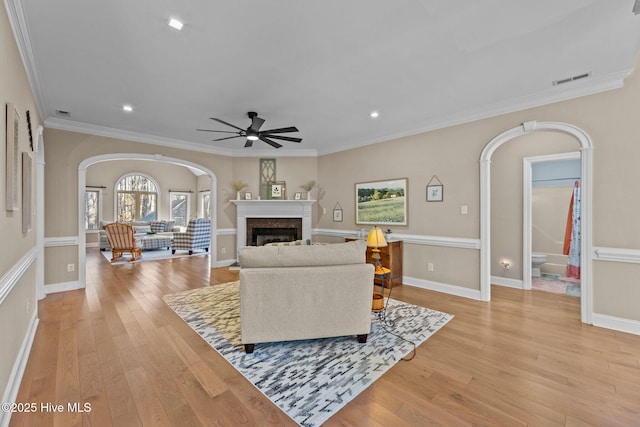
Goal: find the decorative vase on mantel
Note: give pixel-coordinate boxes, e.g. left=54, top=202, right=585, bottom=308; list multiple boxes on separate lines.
left=236, top=191, right=241, bottom=200
left=307, top=191, right=312, bottom=200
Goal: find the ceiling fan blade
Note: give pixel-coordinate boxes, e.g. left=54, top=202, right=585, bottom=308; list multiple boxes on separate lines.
left=210, top=117, right=245, bottom=131
left=244, top=139, right=254, bottom=148
left=213, top=135, right=242, bottom=141
left=196, top=129, right=238, bottom=134
left=261, top=126, right=299, bottom=134
left=259, top=136, right=282, bottom=149
left=263, top=134, right=302, bottom=143
left=250, top=116, right=265, bottom=132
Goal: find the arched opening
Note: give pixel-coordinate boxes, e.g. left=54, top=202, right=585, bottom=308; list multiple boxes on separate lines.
left=480, top=121, right=593, bottom=324
left=77, top=153, right=218, bottom=289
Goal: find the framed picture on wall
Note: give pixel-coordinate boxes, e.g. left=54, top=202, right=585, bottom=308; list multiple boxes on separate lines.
left=355, top=178, right=408, bottom=225
left=426, top=184, right=443, bottom=202
left=269, top=181, right=286, bottom=199
left=5, top=103, right=19, bottom=211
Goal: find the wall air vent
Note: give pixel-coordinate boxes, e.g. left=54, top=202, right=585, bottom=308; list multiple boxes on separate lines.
left=553, top=72, right=591, bottom=86
left=55, top=109, right=70, bottom=117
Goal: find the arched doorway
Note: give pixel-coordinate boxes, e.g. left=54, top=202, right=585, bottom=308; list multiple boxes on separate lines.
left=480, top=121, right=593, bottom=324
left=77, top=153, right=218, bottom=289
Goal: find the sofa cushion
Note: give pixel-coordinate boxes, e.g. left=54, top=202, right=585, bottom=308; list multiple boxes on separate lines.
left=239, top=240, right=366, bottom=268
left=134, top=225, right=152, bottom=234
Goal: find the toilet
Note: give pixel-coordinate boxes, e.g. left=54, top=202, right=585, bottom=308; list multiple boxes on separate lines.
left=531, top=253, right=547, bottom=278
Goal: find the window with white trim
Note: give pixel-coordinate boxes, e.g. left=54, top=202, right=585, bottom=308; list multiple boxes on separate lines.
left=170, top=191, right=191, bottom=227
left=85, top=188, right=102, bottom=230
left=199, top=191, right=211, bottom=219
left=116, top=174, right=158, bottom=222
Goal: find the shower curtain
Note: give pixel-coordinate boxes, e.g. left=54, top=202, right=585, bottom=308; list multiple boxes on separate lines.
left=563, top=181, right=581, bottom=279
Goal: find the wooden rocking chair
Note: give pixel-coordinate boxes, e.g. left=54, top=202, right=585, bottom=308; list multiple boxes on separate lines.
left=104, top=223, right=143, bottom=262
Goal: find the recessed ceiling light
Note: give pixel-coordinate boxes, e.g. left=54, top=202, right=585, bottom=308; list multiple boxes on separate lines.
left=370, top=111, right=379, bottom=118
left=122, top=105, right=133, bottom=112
left=168, top=18, right=184, bottom=31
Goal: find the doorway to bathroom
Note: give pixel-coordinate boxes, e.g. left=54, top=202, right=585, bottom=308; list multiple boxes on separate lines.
left=523, top=152, right=581, bottom=298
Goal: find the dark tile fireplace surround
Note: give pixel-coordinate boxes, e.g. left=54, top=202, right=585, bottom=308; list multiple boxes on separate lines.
left=246, top=217, right=302, bottom=246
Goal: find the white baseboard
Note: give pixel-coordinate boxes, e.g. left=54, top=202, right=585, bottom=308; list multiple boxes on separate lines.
left=0, top=310, right=39, bottom=427
left=491, top=276, right=524, bottom=289
left=215, top=259, right=237, bottom=268
left=592, top=313, right=640, bottom=336
left=403, top=276, right=483, bottom=300
left=44, top=281, right=84, bottom=294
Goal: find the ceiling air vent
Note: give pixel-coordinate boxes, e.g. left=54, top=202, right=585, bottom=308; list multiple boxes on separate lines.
left=553, top=72, right=591, bottom=86
left=55, top=109, right=71, bottom=117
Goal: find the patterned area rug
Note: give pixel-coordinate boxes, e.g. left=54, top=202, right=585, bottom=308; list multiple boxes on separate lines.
left=100, top=248, right=208, bottom=264
left=163, top=281, right=453, bottom=427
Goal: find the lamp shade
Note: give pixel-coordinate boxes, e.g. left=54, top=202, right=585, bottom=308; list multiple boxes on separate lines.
left=366, top=227, right=388, bottom=248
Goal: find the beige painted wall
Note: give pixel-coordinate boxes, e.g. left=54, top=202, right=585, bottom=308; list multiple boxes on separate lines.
left=86, top=159, right=199, bottom=222
left=532, top=186, right=573, bottom=275
left=43, top=129, right=321, bottom=268
left=0, top=1, right=41, bottom=404
left=317, top=60, right=640, bottom=320
left=491, top=132, right=577, bottom=279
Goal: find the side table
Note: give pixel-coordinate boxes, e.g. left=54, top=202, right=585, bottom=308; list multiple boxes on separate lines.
left=372, top=267, right=390, bottom=311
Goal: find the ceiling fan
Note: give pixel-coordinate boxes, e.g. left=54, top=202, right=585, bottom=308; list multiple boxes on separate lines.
left=197, top=111, right=302, bottom=149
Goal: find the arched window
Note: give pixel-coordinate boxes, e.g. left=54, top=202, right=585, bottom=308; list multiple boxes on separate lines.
left=115, top=174, right=158, bottom=222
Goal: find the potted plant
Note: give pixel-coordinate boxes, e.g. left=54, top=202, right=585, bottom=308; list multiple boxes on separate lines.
left=300, top=180, right=316, bottom=200
left=231, top=180, right=248, bottom=200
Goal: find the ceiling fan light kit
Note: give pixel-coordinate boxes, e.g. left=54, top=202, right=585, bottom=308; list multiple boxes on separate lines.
left=197, top=111, right=302, bottom=149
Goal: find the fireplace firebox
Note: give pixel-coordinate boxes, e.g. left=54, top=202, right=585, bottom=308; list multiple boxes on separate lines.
left=246, top=218, right=302, bottom=246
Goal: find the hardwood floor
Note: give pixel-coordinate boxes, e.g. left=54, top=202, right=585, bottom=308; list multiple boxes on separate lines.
left=10, top=249, right=640, bottom=426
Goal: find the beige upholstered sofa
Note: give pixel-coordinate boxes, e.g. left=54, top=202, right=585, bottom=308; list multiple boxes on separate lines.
left=238, top=239, right=374, bottom=353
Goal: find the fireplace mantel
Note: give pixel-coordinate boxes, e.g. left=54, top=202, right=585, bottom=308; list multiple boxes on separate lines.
left=232, top=200, right=315, bottom=251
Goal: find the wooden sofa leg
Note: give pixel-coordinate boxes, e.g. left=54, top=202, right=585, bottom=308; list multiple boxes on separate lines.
left=357, top=334, right=368, bottom=344
left=244, top=344, right=255, bottom=354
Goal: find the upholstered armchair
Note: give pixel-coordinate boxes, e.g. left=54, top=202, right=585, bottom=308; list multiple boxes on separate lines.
left=171, top=218, right=211, bottom=255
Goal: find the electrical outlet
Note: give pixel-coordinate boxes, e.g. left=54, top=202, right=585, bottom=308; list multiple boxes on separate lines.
left=427, top=262, right=434, bottom=272
left=221, top=247, right=226, bottom=254
left=461, top=205, right=468, bottom=215
left=67, top=263, right=75, bottom=272
left=322, top=207, right=327, bottom=214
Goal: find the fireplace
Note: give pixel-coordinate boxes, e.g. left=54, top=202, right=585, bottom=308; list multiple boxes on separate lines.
left=246, top=217, right=302, bottom=246
left=232, top=199, right=315, bottom=252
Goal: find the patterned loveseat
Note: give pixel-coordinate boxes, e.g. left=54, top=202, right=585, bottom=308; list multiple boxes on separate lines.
left=171, top=218, right=211, bottom=255
left=99, top=220, right=177, bottom=250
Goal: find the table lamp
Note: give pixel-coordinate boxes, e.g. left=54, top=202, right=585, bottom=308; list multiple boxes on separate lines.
left=366, top=226, right=388, bottom=274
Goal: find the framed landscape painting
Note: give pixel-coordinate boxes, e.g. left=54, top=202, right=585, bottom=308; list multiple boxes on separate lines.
left=355, top=178, right=407, bottom=225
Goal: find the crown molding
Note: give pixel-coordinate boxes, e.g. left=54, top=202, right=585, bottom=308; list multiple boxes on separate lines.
left=315, top=69, right=632, bottom=156
left=4, top=0, right=48, bottom=118
left=44, top=117, right=319, bottom=158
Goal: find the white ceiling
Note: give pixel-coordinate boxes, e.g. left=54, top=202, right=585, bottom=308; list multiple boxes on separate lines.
left=9, top=0, right=640, bottom=157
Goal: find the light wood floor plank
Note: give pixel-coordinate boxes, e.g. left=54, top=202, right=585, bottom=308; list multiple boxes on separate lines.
left=9, top=248, right=640, bottom=426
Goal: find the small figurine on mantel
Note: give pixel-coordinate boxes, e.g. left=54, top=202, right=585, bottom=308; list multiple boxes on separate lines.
left=300, top=180, right=316, bottom=200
